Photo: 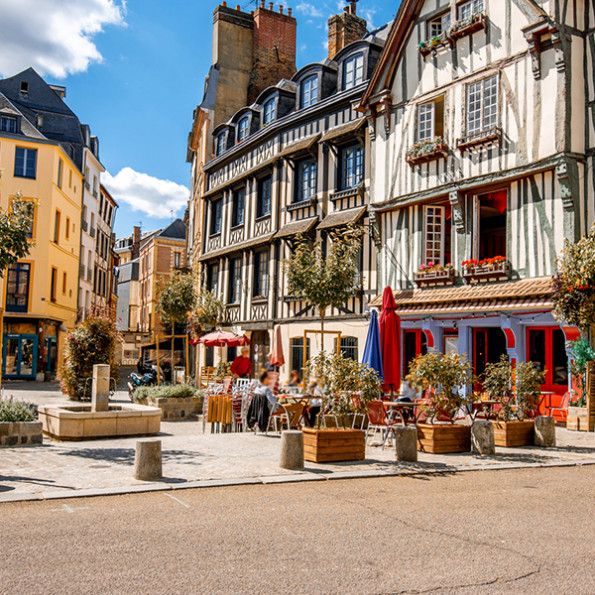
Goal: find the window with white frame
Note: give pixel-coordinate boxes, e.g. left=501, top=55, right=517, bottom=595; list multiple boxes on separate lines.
left=263, top=98, right=276, bottom=126
left=341, top=144, right=364, bottom=190
left=423, top=206, right=446, bottom=265
left=228, top=257, right=242, bottom=304
left=237, top=117, right=249, bottom=142
left=466, top=75, right=498, bottom=136
left=458, top=0, right=484, bottom=20
left=296, top=158, right=317, bottom=202
left=300, top=75, right=319, bottom=109
left=428, top=11, right=451, bottom=37
left=215, top=133, right=226, bottom=156
left=253, top=250, right=269, bottom=298
left=416, top=96, right=444, bottom=142
left=343, top=53, right=365, bottom=90
left=335, top=337, right=358, bottom=361
left=0, top=115, right=17, bottom=133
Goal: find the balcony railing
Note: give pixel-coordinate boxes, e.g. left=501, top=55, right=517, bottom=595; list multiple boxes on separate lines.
left=457, top=126, right=501, bottom=152
left=406, top=137, right=449, bottom=166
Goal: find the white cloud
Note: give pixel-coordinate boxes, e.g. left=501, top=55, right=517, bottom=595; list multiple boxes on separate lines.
left=296, top=2, right=325, bottom=18
left=0, top=0, right=125, bottom=79
left=103, top=168, right=189, bottom=219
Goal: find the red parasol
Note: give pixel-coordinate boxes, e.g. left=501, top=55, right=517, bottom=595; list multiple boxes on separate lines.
left=192, top=331, right=250, bottom=347
left=270, top=325, right=285, bottom=367
left=379, top=286, right=401, bottom=392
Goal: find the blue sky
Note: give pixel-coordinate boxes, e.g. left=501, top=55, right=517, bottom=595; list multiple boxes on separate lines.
left=0, top=0, right=400, bottom=238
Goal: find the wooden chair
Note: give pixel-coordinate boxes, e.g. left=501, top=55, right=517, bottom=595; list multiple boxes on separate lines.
left=549, top=392, right=571, bottom=424
left=199, top=366, right=216, bottom=389
left=365, top=400, right=399, bottom=450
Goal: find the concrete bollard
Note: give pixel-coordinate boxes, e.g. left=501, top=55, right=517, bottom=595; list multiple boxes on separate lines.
left=395, top=426, right=418, bottom=462
left=135, top=439, right=163, bottom=481
left=91, top=364, right=110, bottom=413
left=471, top=420, right=495, bottom=455
left=534, top=416, right=556, bottom=448
left=280, top=430, right=304, bottom=470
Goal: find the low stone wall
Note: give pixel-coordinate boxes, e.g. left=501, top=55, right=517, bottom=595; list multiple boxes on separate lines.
left=0, top=421, right=43, bottom=446
left=142, top=396, right=202, bottom=421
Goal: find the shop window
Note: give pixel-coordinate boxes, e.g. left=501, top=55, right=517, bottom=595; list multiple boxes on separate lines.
left=14, top=147, right=37, bottom=179
left=296, top=158, right=317, bottom=203
left=416, top=96, right=444, bottom=142
left=423, top=205, right=452, bottom=266
left=5, top=263, right=31, bottom=313
left=527, top=328, right=569, bottom=388
left=340, top=144, right=364, bottom=190
left=466, top=75, right=498, bottom=136
left=335, top=336, right=358, bottom=361
left=253, top=250, right=269, bottom=299
left=257, top=176, right=272, bottom=218
left=232, top=187, right=245, bottom=227
left=290, top=337, right=311, bottom=374
left=474, top=190, right=507, bottom=260
left=343, top=52, right=365, bottom=90
left=300, top=75, right=318, bottom=109
left=403, top=330, right=427, bottom=377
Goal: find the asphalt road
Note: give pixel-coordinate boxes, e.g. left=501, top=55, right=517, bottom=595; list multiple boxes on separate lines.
left=0, top=466, right=594, bottom=594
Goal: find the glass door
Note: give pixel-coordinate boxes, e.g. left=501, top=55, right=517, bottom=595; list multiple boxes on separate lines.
left=2, top=334, right=38, bottom=378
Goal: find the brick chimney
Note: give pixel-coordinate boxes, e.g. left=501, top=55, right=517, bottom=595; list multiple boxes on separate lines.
left=328, top=2, right=367, bottom=60
left=132, top=225, right=141, bottom=260
left=249, top=1, right=297, bottom=103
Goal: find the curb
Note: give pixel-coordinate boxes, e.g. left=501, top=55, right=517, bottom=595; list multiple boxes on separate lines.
left=2, top=458, right=595, bottom=504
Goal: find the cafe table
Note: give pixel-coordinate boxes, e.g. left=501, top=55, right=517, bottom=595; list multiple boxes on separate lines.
left=468, top=400, right=499, bottom=421
left=383, top=401, right=420, bottom=426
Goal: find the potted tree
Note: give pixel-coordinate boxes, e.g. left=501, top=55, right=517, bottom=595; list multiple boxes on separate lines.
left=566, top=339, right=595, bottom=431
left=303, top=351, right=382, bottom=462
left=408, top=351, right=474, bottom=453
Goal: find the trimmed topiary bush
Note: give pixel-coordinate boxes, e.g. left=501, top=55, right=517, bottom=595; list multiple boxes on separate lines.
left=130, top=384, right=203, bottom=404
left=60, top=316, right=119, bottom=401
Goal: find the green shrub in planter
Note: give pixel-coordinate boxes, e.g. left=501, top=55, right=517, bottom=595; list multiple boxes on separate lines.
left=131, top=384, right=202, bottom=403
left=0, top=397, right=35, bottom=422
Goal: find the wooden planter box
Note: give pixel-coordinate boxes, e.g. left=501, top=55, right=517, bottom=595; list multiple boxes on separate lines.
left=566, top=406, right=595, bottom=432
left=406, top=143, right=449, bottom=166
left=0, top=421, right=43, bottom=447
left=493, top=420, right=534, bottom=447
left=417, top=423, right=471, bottom=454
left=140, top=396, right=202, bottom=421
left=303, top=428, right=366, bottom=463
left=463, top=262, right=509, bottom=283
left=450, top=14, right=487, bottom=40
left=414, top=269, right=455, bottom=288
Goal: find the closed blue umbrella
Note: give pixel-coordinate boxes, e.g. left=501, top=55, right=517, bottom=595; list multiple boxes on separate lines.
left=362, top=309, right=384, bottom=382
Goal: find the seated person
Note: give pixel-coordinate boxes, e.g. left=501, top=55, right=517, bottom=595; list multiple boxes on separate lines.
left=254, top=370, right=278, bottom=414
left=305, top=376, right=324, bottom=428
left=231, top=347, right=252, bottom=379
left=288, top=370, right=301, bottom=387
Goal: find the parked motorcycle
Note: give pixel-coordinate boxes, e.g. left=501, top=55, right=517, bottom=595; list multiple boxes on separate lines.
left=127, top=365, right=162, bottom=396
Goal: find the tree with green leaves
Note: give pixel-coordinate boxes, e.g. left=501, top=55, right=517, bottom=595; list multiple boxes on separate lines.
left=0, top=192, right=34, bottom=274
left=283, top=224, right=363, bottom=343
left=158, top=272, right=196, bottom=374
left=187, top=287, right=225, bottom=342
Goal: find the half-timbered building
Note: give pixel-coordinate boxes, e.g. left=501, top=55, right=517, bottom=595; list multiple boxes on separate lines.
left=198, top=8, right=389, bottom=377
left=359, top=0, right=595, bottom=413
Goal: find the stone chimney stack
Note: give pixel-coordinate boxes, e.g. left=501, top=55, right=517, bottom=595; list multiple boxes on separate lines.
left=328, top=2, right=368, bottom=60
left=249, top=2, right=297, bottom=103
left=131, top=225, right=141, bottom=260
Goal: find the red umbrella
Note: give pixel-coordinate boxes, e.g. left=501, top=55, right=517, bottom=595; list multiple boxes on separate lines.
left=379, top=286, right=401, bottom=393
left=270, top=325, right=285, bottom=367
left=192, top=331, right=250, bottom=347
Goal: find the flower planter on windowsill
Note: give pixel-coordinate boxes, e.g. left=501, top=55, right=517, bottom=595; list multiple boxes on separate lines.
left=463, top=261, right=510, bottom=284
left=418, top=35, right=450, bottom=57
left=414, top=269, right=455, bottom=288
left=450, top=13, right=487, bottom=40
left=406, top=139, right=449, bottom=166
left=457, top=127, right=501, bottom=152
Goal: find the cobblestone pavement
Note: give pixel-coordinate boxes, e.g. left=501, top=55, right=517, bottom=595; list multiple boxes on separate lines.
left=0, top=381, right=594, bottom=502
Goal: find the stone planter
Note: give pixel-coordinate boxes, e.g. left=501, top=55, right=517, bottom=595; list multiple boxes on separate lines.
left=303, top=428, right=366, bottom=463
left=493, top=420, right=534, bottom=447
left=139, top=396, right=202, bottom=421
left=566, top=406, right=594, bottom=432
left=417, top=423, right=471, bottom=454
left=0, top=421, right=43, bottom=447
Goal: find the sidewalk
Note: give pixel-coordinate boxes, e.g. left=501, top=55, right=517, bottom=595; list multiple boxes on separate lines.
left=1, top=382, right=594, bottom=503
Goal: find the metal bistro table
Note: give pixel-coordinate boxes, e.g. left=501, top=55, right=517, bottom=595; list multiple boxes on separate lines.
left=383, top=401, right=421, bottom=426
left=277, top=394, right=318, bottom=428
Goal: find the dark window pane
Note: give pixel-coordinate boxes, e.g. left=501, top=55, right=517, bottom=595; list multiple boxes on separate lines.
left=552, top=329, right=569, bottom=386
left=528, top=330, right=547, bottom=374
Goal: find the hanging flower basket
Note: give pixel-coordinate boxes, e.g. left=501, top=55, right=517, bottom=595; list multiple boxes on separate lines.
left=406, top=137, right=449, bottom=166
left=414, top=264, right=455, bottom=287
left=462, top=257, right=509, bottom=283
left=450, top=13, right=487, bottom=40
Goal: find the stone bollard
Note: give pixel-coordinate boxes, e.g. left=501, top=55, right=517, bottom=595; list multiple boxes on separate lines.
left=395, top=426, right=418, bottom=462
left=534, top=416, right=556, bottom=448
left=471, top=420, right=495, bottom=455
left=135, top=439, right=163, bottom=481
left=279, top=430, right=304, bottom=470
left=91, top=364, right=110, bottom=413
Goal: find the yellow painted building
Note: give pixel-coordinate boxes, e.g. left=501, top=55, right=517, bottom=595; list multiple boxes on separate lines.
left=0, top=105, right=82, bottom=379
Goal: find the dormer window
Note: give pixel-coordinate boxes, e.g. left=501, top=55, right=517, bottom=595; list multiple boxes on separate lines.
left=0, top=115, right=17, bottom=134
left=215, top=132, right=226, bottom=156
left=300, top=75, right=319, bottom=109
left=20, top=81, right=29, bottom=94
left=428, top=11, right=451, bottom=37
left=237, top=117, right=250, bottom=142
left=458, top=0, right=484, bottom=20
left=343, top=53, right=365, bottom=90
left=263, top=98, right=277, bottom=126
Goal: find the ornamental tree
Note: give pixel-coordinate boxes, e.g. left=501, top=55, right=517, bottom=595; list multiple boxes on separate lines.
left=158, top=272, right=196, bottom=370
left=552, top=225, right=595, bottom=333
left=187, top=287, right=225, bottom=342
left=283, top=224, right=363, bottom=340
left=0, top=192, right=34, bottom=273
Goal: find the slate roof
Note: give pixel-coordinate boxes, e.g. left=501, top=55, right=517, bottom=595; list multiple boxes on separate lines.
left=157, top=219, right=186, bottom=241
